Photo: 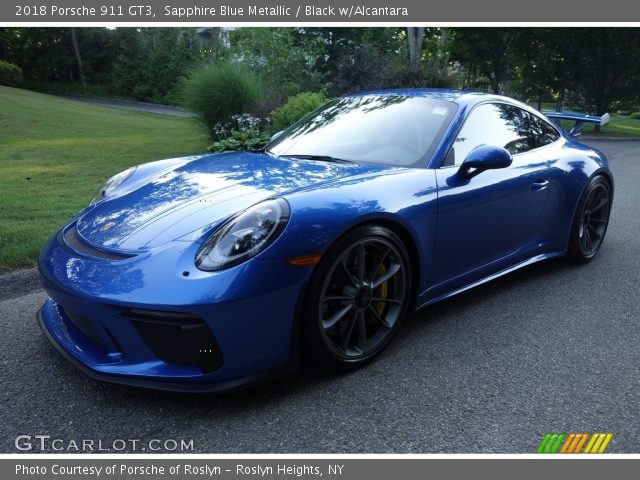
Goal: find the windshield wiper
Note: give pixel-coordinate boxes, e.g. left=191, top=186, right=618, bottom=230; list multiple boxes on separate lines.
left=280, top=154, right=351, bottom=163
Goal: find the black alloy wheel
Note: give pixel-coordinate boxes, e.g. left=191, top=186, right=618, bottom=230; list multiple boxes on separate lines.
left=567, top=175, right=612, bottom=263
left=302, top=225, right=411, bottom=369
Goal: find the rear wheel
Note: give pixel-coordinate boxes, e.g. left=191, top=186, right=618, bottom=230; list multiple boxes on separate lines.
left=566, top=175, right=611, bottom=263
left=302, top=225, right=412, bottom=370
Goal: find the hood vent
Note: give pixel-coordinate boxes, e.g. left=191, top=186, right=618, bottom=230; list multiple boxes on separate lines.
left=62, top=227, right=134, bottom=261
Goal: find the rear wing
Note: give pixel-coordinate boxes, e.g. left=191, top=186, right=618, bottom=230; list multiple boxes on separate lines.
left=543, top=111, right=611, bottom=137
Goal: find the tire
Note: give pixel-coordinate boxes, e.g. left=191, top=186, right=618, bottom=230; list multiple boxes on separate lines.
left=302, top=225, right=412, bottom=370
left=566, top=175, right=612, bottom=263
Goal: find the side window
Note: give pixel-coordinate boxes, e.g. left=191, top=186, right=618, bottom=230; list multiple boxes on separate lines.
left=446, top=103, right=560, bottom=166
left=521, top=110, right=560, bottom=149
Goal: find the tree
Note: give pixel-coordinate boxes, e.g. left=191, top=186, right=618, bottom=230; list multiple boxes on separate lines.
left=558, top=28, right=640, bottom=116
left=107, top=28, right=152, bottom=100
left=0, top=28, right=76, bottom=82
left=195, top=27, right=220, bottom=62
left=3, top=26, right=640, bottom=118
left=512, top=29, right=564, bottom=110
left=416, top=27, right=455, bottom=88
left=305, top=27, right=408, bottom=95
left=450, top=28, right=521, bottom=94
left=70, top=28, right=86, bottom=88
left=229, top=27, right=325, bottom=104
left=146, top=28, right=198, bottom=103
left=407, top=27, right=425, bottom=74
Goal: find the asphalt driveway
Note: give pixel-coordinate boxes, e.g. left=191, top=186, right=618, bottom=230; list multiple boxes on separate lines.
left=60, top=95, right=196, bottom=117
left=0, top=140, right=638, bottom=453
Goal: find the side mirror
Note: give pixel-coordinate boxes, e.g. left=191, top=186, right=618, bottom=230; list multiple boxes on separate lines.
left=459, top=145, right=512, bottom=176
left=269, top=130, right=284, bottom=143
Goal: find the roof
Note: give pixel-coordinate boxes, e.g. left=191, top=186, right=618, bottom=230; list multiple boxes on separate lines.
left=345, top=88, right=506, bottom=107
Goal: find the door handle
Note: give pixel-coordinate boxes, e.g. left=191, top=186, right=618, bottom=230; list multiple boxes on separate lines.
left=531, top=179, right=549, bottom=191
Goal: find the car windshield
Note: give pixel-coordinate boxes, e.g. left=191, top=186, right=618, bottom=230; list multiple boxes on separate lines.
left=266, top=95, right=457, bottom=168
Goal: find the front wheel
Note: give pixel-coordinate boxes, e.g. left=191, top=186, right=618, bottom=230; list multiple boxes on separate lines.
left=302, top=225, right=412, bottom=370
left=566, top=175, right=612, bottom=263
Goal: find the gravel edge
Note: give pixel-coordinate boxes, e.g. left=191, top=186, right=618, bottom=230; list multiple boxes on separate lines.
left=0, top=267, right=41, bottom=302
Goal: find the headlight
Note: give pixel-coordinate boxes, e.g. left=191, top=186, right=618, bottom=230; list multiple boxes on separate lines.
left=89, top=166, right=137, bottom=205
left=195, top=199, right=290, bottom=271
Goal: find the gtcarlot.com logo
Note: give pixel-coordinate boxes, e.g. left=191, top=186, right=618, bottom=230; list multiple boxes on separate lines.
left=15, top=435, right=194, bottom=452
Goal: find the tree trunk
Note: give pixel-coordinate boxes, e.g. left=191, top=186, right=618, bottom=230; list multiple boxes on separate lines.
left=210, top=27, right=220, bottom=58
left=407, top=27, right=425, bottom=74
left=538, top=91, right=543, bottom=111
left=70, top=28, right=86, bottom=89
left=556, top=89, right=565, bottom=112
left=439, top=28, right=449, bottom=81
left=490, top=76, right=500, bottom=94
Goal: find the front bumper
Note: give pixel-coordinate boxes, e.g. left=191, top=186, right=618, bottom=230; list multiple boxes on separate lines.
left=37, top=230, right=309, bottom=392
left=37, top=304, right=298, bottom=393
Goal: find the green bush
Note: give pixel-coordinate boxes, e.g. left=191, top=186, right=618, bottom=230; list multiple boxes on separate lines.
left=270, top=92, right=327, bottom=132
left=182, top=62, right=262, bottom=138
left=630, top=112, right=640, bottom=120
left=0, top=60, right=23, bottom=87
left=208, top=129, right=271, bottom=153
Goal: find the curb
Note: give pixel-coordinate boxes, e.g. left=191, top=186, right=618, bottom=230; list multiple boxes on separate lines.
left=0, top=267, right=41, bottom=302
left=580, top=136, right=640, bottom=141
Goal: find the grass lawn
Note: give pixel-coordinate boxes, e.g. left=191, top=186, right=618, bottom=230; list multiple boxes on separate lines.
left=0, top=86, right=209, bottom=271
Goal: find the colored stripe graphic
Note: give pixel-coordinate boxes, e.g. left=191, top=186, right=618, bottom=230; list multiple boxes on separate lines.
left=584, top=433, right=599, bottom=453
left=573, top=433, right=589, bottom=453
left=563, top=433, right=588, bottom=453
left=591, top=433, right=606, bottom=453
left=560, top=433, right=576, bottom=453
left=537, top=433, right=565, bottom=453
left=537, top=433, right=552, bottom=453
left=549, top=434, right=565, bottom=453
left=598, top=433, right=613, bottom=453
left=539, top=433, right=613, bottom=453
left=584, top=433, right=614, bottom=454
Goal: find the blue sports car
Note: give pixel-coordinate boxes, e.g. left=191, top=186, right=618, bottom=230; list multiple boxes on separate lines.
left=38, top=89, right=613, bottom=392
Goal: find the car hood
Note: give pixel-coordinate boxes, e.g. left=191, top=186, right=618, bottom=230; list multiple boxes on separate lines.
left=75, top=151, right=387, bottom=250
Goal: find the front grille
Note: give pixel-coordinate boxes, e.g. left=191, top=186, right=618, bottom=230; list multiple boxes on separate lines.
left=63, top=227, right=133, bottom=261
left=121, top=309, right=223, bottom=373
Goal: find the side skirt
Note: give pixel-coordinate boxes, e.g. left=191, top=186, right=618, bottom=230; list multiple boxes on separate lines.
left=414, top=251, right=565, bottom=311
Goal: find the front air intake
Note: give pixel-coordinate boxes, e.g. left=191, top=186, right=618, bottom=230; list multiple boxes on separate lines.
left=120, top=309, right=223, bottom=373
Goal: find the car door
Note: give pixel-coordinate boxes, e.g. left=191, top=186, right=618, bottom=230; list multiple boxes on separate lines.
left=428, top=102, right=561, bottom=295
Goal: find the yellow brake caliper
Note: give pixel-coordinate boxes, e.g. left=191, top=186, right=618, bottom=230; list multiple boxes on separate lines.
left=370, top=262, right=388, bottom=323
